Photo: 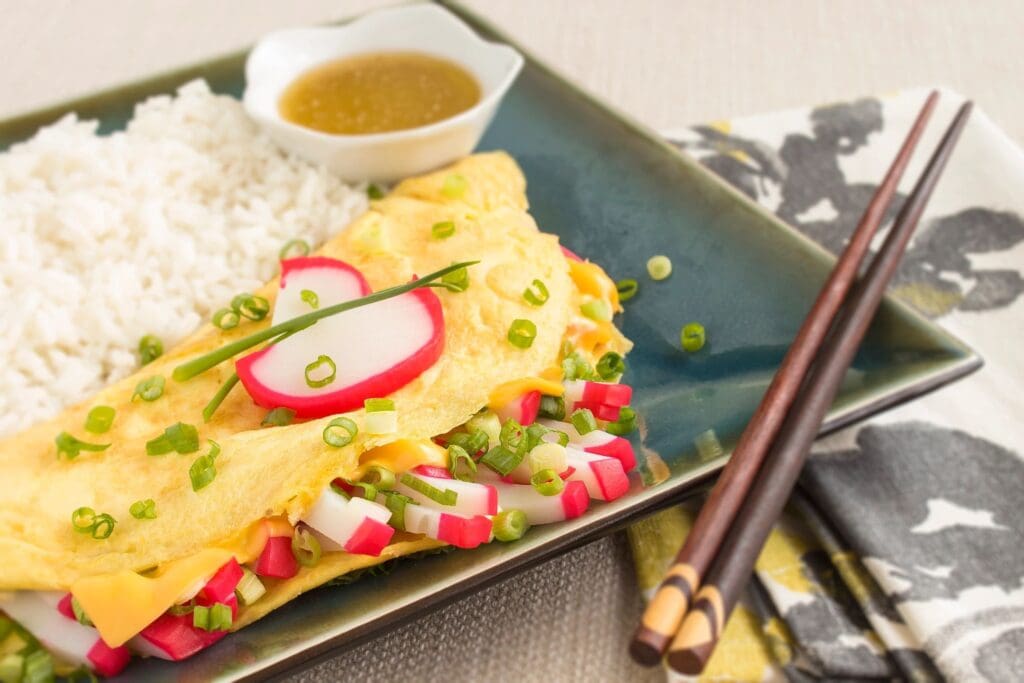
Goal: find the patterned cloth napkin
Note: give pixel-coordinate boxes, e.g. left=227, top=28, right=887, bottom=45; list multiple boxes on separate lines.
left=629, top=88, right=1024, bottom=682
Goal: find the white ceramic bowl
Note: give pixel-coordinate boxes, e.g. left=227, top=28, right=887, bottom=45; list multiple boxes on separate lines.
left=243, top=4, right=523, bottom=183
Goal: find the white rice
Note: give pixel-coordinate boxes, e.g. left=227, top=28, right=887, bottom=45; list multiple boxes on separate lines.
left=0, top=80, right=367, bottom=437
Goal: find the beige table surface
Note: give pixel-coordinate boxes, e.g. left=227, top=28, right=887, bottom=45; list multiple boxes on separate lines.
left=2, top=1, right=1021, bottom=681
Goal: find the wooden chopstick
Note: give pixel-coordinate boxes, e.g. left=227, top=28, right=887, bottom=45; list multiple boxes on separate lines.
left=628, top=91, right=939, bottom=666
left=666, top=100, right=973, bottom=675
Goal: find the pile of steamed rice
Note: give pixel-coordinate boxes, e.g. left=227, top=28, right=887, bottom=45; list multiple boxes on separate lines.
left=0, top=80, right=367, bottom=437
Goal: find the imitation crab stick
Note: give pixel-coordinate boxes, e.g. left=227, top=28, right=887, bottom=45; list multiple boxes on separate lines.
left=491, top=480, right=589, bottom=525
left=538, top=419, right=637, bottom=472
left=563, top=380, right=632, bottom=421
left=395, top=501, right=493, bottom=549
left=562, top=447, right=629, bottom=502
left=397, top=472, right=498, bottom=516
left=493, top=390, right=541, bottom=426
left=302, top=487, right=395, bottom=557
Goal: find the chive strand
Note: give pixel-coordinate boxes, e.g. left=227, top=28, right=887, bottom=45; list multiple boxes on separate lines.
left=202, top=373, right=240, bottom=423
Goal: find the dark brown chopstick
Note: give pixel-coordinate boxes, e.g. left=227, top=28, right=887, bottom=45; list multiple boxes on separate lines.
left=628, top=91, right=939, bottom=666
left=666, top=100, right=973, bottom=675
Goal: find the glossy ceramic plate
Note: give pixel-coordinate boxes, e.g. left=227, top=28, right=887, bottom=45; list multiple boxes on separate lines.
left=0, top=1, right=980, bottom=680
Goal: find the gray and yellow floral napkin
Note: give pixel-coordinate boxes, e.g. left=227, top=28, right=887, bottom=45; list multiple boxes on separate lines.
left=630, top=88, right=1024, bottom=682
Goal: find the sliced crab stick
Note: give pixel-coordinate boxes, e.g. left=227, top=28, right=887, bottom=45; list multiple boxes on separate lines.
left=302, top=488, right=395, bottom=557
left=493, top=390, right=541, bottom=426
left=0, top=591, right=131, bottom=677
left=396, top=501, right=493, bottom=549
left=563, top=447, right=629, bottom=502
left=491, top=480, right=589, bottom=525
left=397, top=472, right=498, bottom=516
left=255, top=536, right=298, bottom=579
left=563, top=380, right=632, bottom=409
left=538, top=419, right=636, bottom=472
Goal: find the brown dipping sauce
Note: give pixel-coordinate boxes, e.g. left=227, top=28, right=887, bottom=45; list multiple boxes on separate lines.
left=279, top=51, right=482, bottom=135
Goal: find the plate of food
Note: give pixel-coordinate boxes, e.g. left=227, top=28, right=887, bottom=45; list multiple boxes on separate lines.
left=0, top=1, right=979, bottom=681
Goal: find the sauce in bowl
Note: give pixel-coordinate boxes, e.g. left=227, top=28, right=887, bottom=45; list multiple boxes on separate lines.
left=279, top=51, right=482, bottom=135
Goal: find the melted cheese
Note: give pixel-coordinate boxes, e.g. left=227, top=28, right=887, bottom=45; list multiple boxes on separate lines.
left=71, top=548, right=233, bottom=647
left=487, top=377, right=565, bottom=410
left=569, top=260, right=621, bottom=312
left=353, top=439, right=448, bottom=480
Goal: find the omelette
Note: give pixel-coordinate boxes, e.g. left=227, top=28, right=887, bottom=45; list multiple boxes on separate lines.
left=0, top=152, right=633, bottom=675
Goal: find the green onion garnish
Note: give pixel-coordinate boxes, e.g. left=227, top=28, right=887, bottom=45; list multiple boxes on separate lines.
left=213, top=308, right=240, bottom=330
left=561, top=351, right=598, bottom=381
left=138, top=334, right=164, bottom=365
left=364, top=398, right=395, bottom=412
left=56, top=432, right=110, bottom=460
left=146, top=421, right=200, bottom=456
left=71, top=507, right=116, bottom=539
left=530, top=468, right=565, bottom=496
left=367, top=183, right=385, bottom=200
left=570, top=408, right=598, bottom=435
left=551, top=429, right=570, bottom=447
left=499, top=418, right=526, bottom=453
left=305, top=354, right=337, bottom=388
left=439, top=264, right=470, bottom=292
left=507, top=319, right=537, bottom=349
left=202, top=372, right=240, bottom=423
left=681, top=322, right=706, bottom=352
left=132, top=375, right=165, bottom=402
left=362, top=465, right=397, bottom=491
left=493, top=509, right=529, bottom=542
left=383, top=492, right=415, bottom=531
left=21, top=649, right=53, bottom=683
left=400, top=472, right=458, bottom=506
left=525, top=423, right=550, bottom=452
left=616, top=279, right=639, bottom=302
left=70, top=596, right=92, bottom=626
left=596, top=351, right=626, bottom=380
left=235, top=568, right=266, bottom=606
left=449, top=428, right=489, bottom=456
left=129, top=498, right=157, bottom=520
left=300, top=289, right=319, bottom=309
left=231, top=293, right=270, bottom=321
left=480, top=445, right=524, bottom=476
left=647, top=255, right=672, bottom=280
left=447, top=444, right=477, bottom=482
left=694, top=429, right=724, bottom=462
left=279, top=238, right=310, bottom=260
left=538, top=395, right=566, bottom=421
left=347, top=479, right=379, bottom=501
left=173, top=261, right=478, bottom=382
left=605, top=406, right=637, bottom=436
left=261, top=407, right=296, bottom=427
left=193, top=602, right=233, bottom=632
left=522, top=279, right=549, bottom=306
left=84, top=406, right=116, bottom=434
left=441, top=173, right=468, bottom=199
left=291, top=527, right=322, bottom=567
left=323, top=416, right=358, bottom=447
left=0, top=654, right=21, bottom=683
left=189, top=440, right=220, bottom=491
left=580, top=299, right=612, bottom=322
left=431, top=221, right=456, bottom=240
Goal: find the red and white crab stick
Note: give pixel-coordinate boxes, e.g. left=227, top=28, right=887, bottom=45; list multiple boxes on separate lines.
left=386, top=497, right=493, bottom=549
left=302, top=487, right=395, bottom=557
left=493, top=390, right=541, bottom=425
left=563, top=380, right=632, bottom=422
left=539, top=419, right=636, bottom=472
left=562, top=447, right=630, bottom=502
left=491, top=479, right=590, bottom=525
left=397, top=471, right=498, bottom=516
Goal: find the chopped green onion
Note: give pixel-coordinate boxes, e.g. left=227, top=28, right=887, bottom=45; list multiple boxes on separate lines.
left=507, top=319, right=537, bottom=349
left=231, top=293, right=270, bottom=321
left=480, top=445, right=524, bottom=476
left=383, top=492, right=416, bottom=531
left=21, top=649, right=53, bottom=683
left=361, top=465, right=396, bottom=491
left=138, top=334, right=164, bottom=365
left=189, top=440, right=221, bottom=492
left=580, top=299, right=612, bottom=322
left=493, top=509, right=529, bottom=542
left=71, top=507, right=117, bottom=539
left=291, top=527, right=322, bottom=567
left=561, top=351, right=598, bottom=381
left=261, top=407, right=296, bottom=427
left=525, top=423, right=550, bottom=452
left=531, top=468, right=565, bottom=496
left=452, top=428, right=489, bottom=455
left=146, top=421, right=200, bottom=456
left=616, top=278, right=639, bottom=302
left=213, top=308, right=240, bottom=330
left=279, top=238, right=310, bottom=260
left=202, top=372, right=239, bottom=423
left=130, top=498, right=157, bottom=520
left=538, top=395, right=566, bottom=420
left=366, top=183, right=385, bottom=200
left=400, top=473, right=458, bottom=506
left=235, top=567, right=266, bottom=606
left=84, top=405, right=116, bottom=434
left=364, top=398, right=395, bottom=412
left=300, top=289, right=319, bottom=309
left=0, top=616, right=12, bottom=642
left=551, top=429, right=570, bottom=447
left=55, top=431, right=109, bottom=460
left=173, top=261, right=478, bottom=382
left=431, top=220, right=456, bottom=239
left=528, top=442, right=567, bottom=475
left=132, top=375, right=165, bottom=402
left=647, top=255, right=672, bottom=280
left=466, top=411, right=501, bottom=448
left=193, top=602, right=233, bottom=632
left=681, top=322, right=706, bottom=352
left=441, top=173, right=468, bottom=199
left=323, top=416, right=358, bottom=447
left=522, top=279, right=549, bottom=306
left=447, top=444, right=477, bottom=482
left=499, top=418, right=526, bottom=453
left=596, top=352, right=626, bottom=380
left=347, top=480, right=378, bottom=501
left=695, top=429, right=724, bottom=462
left=0, top=654, right=24, bottom=683
left=605, top=406, right=637, bottom=436
left=71, top=596, right=92, bottom=626
left=570, top=408, right=598, bottom=435
left=305, top=354, right=337, bottom=388
left=168, top=602, right=195, bottom=617
left=440, top=264, right=470, bottom=292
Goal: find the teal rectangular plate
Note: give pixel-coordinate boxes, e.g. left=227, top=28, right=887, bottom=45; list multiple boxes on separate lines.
left=0, top=2, right=980, bottom=680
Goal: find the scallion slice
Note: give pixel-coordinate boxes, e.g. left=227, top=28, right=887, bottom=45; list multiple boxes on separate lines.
left=304, top=354, right=337, bottom=388
left=538, top=395, right=566, bottom=421
left=0, top=654, right=24, bottom=683
left=367, top=183, right=385, bottom=200
left=507, top=319, right=537, bottom=349
left=21, top=649, right=53, bottom=683
left=561, top=351, right=598, bottom=381
left=364, top=398, right=395, bottom=412
left=530, top=468, right=565, bottom=496
left=213, top=308, right=240, bottom=330
left=493, top=509, right=529, bottom=542
left=431, top=221, right=456, bottom=240
left=132, top=375, right=165, bottom=402
left=383, top=492, right=415, bottom=531
left=580, top=299, right=612, bottom=322
left=189, top=440, right=220, bottom=492
left=441, top=173, right=468, bottom=199
left=605, top=406, right=637, bottom=436
left=130, top=498, right=157, bottom=520
left=70, top=597, right=92, bottom=626
left=596, top=351, right=626, bottom=380
left=570, top=408, right=598, bottom=435
left=279, top=238, right=311, bottom=260
left=202, top=372, right=239, bottom=423
left=694, top=428, right=724, bottom=462
left=400, top=473, right=458, bottom=506
left=261, top=407, right=296, bottom=427
left=235, top=567, right=266, bottom=606
left=291, top=526, right=322, bottom=567
left=647, top=254, right=672, bottom=280
left=361, top=465, right=396, bottom=491
left=347, top=480, right=378, bottom=501
left=55, top=431, right=110, bottom=460
left=448, top=428, right=488, bottom=456
left=522, top=279, right=549, bottom=306
left=193, top=602, right=233, bottom=631
left=300, top=289, right=319, bottom=309
left=525, top=423, right=550, bottom=451
left=440, top=264, right=470, bottom=292
left=323, top=416, right=358, bottom=447
left=616, top=278, right=639, bottom=302
left=499, top=418, right=526, bottom=453
left=480, top=445, right=524, bottom=476
left=681, top=322, right=706, bottom=352
left=146, top=421, right=200, bottom=456
left=231, top=293, right=270, bottom=321
left=84, top=405, right=116, bottom=434
left=138, top=334, right=164, bottom=365
left=447, top=444, right=477, bottom=482
left=71, top=507, right=116, bottom=539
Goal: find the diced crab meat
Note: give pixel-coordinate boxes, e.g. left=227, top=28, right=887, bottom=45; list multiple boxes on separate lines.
left=397, top=473, right=498, bottom=516
left=493, top=390, right=541, bottom=425
left=387, top=497, right=492, bottom=549
left=302, top=488, right=395, bottom=557
left=539, top=419, right=636, bottom=472
left=563, top=447, right=629, bottom=501
left=491, top=480, right=590, bottom=525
